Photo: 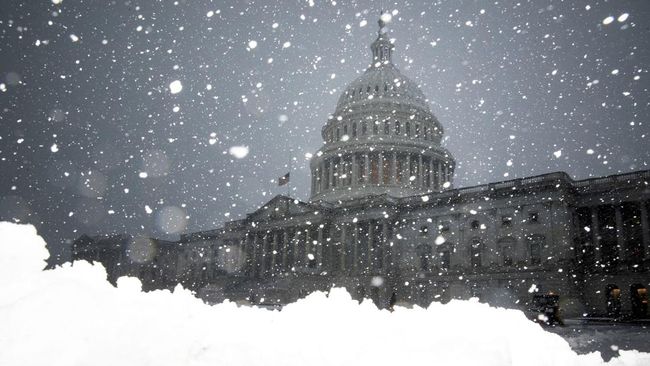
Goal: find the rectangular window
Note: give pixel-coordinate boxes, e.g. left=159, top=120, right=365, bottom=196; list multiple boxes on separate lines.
left=384, top=121, right=390, bottom=135
left=440, top=250, right=450, bottom=270
left=529, top=212, right=539, bottom=223
left=501, top=216, right=513, bottom=228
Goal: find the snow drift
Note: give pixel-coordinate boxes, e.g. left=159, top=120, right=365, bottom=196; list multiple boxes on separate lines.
left=0, top=222, right=648, bottom=366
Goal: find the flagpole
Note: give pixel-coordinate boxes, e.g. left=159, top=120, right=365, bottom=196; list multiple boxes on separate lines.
left=287, top=148, right=291, bottom=197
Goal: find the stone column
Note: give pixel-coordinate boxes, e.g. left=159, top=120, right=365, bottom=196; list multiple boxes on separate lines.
left=259, top=233, right=267, bottom=277
left=293, top=229, right=301, bottom=269
left=382, top=220, right=389, bottom=270
left=282, top=230, right=289, bottom=271
left=364, top=153, right=370, bottom=185
left=351, top=153, right=358, bottom=186
left=320, top=162, right=326, bottom=191
left=429, top=158, right=434, bottom=189
left=437, top=161, right=443, bottom=189
left=391, top=152, right=397, bottom=185
left=271, top=231, right=279, bottom=273
left=353, top=223, right=359, bottom=273
left=317, top=225, right=324, bottom=268
left=615, top=205, right=625, bottom=257
left=591, top=207, right=601, bottom=266
left=640, top=201, right=649, bottom=259
left=368, top=221, right=375, bottom=272
left=340, top=224, right=347, bottom=272
left=378, top=152, right=384, bottom=185
left=248, top=233, right=256, bottom=278
left=418, top=154, right=423, bottom=188
left=304, top=227, right=311, bottom=267
left=406, top=153, right=412, bottom=184
left=328, top=159, right=334, bottom=189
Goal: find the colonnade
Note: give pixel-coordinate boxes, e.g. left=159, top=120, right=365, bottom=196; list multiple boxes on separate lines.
left=243, top=219, right=393, bottom=278
left=580, top=201, right=650, bottom=268
left=312, top=151, right=451, bottom=194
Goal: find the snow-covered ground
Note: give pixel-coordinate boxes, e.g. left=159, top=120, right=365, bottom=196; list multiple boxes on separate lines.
left=549, top=322, right=650, bottom=361
left=1, top=222, right=649, bottom=366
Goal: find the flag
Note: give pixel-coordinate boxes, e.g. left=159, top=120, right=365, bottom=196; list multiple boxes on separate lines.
left=278, top=172, right=290, bottom=186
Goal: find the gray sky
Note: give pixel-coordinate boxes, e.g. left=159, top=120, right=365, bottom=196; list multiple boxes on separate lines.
left=1, top=0, right=649, bottom=263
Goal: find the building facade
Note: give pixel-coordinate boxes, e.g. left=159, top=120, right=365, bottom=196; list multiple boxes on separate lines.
left=73, top=19, right=650, bottom=318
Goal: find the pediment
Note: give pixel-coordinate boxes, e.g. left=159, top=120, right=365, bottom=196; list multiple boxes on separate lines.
left=246, top=195, right=316, bottom=223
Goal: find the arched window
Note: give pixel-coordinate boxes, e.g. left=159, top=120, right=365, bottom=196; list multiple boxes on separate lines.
left=424, top=126, right=429, bottom=140
left=362, top=121, right=367, bottom=135
left=374, top=85, right=379, bottom=93
left=415, top=123, right=420, bottom=138
left=372, top=121, right=379, bottom=135
left=384, top=84, right=388, bottom=92
left=384, top=120, right=390, bottom=135
left=395, top=121, right=401, bottom=135
left=352, top=122, right=357, bottom=138
left=405, top=122, right=411, bottom=136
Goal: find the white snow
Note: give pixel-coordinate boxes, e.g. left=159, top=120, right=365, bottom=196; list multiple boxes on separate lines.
left=168, top=80, right=183, bottom=94
left=602, top=16, right=615, bottom=25
left=228, top=145, right=249, bottom=159
left=1, top=222, right=649, bottom=366
left=248, top=40, right=257, bottom=49
left=617, top=13, right=629, bottom=22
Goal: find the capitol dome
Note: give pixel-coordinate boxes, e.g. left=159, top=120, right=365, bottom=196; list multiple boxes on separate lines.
left=309, top=17, right=455, bottom=203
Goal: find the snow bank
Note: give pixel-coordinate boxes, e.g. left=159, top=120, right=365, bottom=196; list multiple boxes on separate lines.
left=0, top=222, right=648, bottom=366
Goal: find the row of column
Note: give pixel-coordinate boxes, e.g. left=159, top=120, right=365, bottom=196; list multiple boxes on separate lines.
left=312, top=151, right=452, bottom=194
left=243, top=220, right=393, bottom=278
left=586, top=202, right=650, bottom=267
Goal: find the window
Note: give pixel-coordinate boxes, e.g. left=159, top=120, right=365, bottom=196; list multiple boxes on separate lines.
left=501, top=216, right=513, bottom=228
left=528, top=235, right=544, bottom=265
left=470, top=220, right=480, bottom=230
left=528, top=212, right=539, bottom=223
left=352, top=122, right=357, bottom=138
left=362, top=121, right=367, bottom=135
left=405, top=122, right=411, bottom=136
left=372, top=121, right=378, bottom=135
left=417, top=245, right=431, bottom=271
left=440, top=250, right=450, bottom=270
left=470, top=238, right=482, bottom=268
left=498, top=237, right=516, bottom=267
left=395, top=121, right=401, bottom=135
left=384, top=121, right=390, bottom=135
left=415, top=123, right=420, bottom=138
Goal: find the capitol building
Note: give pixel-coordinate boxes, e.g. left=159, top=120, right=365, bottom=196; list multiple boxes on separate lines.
left=73, top=18, right=650, bottom=319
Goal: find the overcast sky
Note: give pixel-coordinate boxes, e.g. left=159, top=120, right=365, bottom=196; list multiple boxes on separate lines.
left=1, top=0, right=648, bottom=263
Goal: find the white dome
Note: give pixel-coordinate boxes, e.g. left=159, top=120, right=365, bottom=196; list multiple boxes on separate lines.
left=335, top=64, right=429, bottom=115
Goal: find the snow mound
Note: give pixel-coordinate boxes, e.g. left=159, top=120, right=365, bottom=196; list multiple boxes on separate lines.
left=0, top=222, right=648, bottom=366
